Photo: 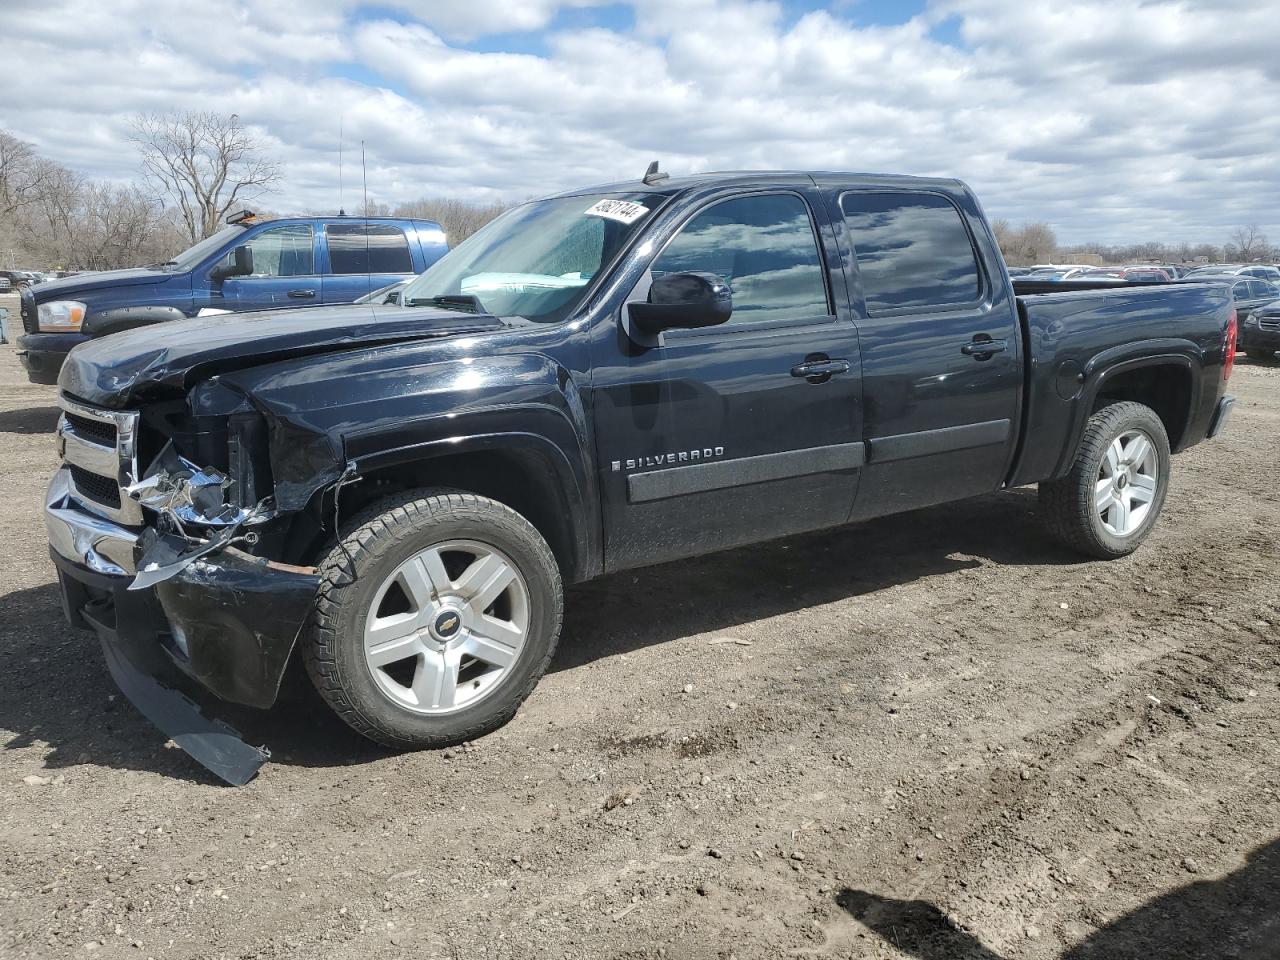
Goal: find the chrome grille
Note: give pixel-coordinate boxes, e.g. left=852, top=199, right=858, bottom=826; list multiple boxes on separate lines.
left=56, top=395, right=142, bottom=525
left=68, top=464, right=122, bottom=508
left=65, top=412, right=117, bottom=447
left=1259, top=316, right=1280, bottom=332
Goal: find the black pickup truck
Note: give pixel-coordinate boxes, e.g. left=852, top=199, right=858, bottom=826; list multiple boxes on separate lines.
left=44, top=170, right=1237, bottom=782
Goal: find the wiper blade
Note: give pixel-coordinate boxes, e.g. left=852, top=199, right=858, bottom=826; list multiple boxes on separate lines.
left=404, top=294, right=484, bottom=314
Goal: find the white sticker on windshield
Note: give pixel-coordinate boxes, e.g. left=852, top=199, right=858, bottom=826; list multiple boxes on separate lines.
left=585, top=199, right=649, bottom=224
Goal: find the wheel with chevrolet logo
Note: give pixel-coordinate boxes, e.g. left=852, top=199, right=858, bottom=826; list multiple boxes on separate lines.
left=304, top=489, right=563, bottom=748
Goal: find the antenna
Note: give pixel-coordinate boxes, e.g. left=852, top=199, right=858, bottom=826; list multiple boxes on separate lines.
left=338, top=116, right=345, bottom=216
left=643, top=160, right=669, bottom=185
left=362, top=140, right=371, bottom=298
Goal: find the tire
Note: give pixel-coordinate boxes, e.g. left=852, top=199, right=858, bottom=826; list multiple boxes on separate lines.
left=1246, top=349, right=1272, bottom=361
left=304, top=489, right=563, bottom=749
left=1038, top=401, right=1171, bottom=559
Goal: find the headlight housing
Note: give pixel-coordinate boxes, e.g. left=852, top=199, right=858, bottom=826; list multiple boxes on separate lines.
left=37, top=300, right=87, bottom=332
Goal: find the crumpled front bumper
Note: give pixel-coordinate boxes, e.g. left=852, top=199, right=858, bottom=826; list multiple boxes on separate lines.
left=45, top=467, right=321, bottom=784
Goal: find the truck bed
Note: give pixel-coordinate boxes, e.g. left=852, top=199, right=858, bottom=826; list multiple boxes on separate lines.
left=1010, top=279, right=1234, bottom=487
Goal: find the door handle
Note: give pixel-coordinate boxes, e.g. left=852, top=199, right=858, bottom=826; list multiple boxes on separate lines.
left=287, top=289, right=317, bottom=299
left=790, top=358, right=851, bottom=382
left=961, top=337, right=1007, bottom=358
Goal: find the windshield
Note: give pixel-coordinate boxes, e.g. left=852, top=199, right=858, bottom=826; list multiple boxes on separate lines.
left=163, top=225, right=248, bottom=271
left=399, top=192, right=666, bottom=323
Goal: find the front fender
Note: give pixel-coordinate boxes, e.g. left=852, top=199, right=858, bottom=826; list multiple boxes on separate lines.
left=215, top=341, right=598, bottom=573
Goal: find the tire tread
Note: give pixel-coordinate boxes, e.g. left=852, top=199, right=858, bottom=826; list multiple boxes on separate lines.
left=1038, top=401, right=1169, bottom=559
left=303, top=489, right=563, bottom=749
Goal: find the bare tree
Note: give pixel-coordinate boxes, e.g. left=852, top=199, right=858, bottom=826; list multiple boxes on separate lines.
left=130, top=111, right=281, bottom=243
left=1229, top=224, right=1268, bottom=263
left=394, top=197, right=512, bottom=244
left=991, top=220, right=1058, bottom=266
left=0, top=130, right=60, bottom=219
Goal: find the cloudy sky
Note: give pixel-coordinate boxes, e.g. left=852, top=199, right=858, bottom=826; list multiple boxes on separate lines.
left=4, top=0, right=1278, bottom=245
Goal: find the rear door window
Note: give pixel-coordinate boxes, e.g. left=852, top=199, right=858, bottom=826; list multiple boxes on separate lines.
left=840, top=192, right=982, bottom=314
left=326, top=224, right=414, bottom=275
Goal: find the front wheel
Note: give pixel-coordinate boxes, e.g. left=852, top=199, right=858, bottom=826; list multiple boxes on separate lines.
left=304, top=490, right=563, bottom=749
left=1038, top=401, right=1171, bottom=559
left=1246, top=348, right=1273, bottom=361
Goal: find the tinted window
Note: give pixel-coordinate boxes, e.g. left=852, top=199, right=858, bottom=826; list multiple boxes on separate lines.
left=327, top=224, right=413, bottom=275
left=841, top=192, right=981, bottom=313
left=237, top=224, right=314, bottom=277
left=1232, top=281, right=1252, bottom=301
left=651, top=193, right=829, bottom=325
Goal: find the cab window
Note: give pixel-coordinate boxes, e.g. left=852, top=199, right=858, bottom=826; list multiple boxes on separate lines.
left=840, top=192, right=982, bottom=314
left=223, top=224, right=315, bottom=277
left=327, top=224, right=413, bottom=274
left=650, top=193, right=830, bottom=326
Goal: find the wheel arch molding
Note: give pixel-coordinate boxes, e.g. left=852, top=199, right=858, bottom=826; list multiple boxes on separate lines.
left=1056, top=347, right=1202, bottom=477
left=341, top=425, right=598, bottom=584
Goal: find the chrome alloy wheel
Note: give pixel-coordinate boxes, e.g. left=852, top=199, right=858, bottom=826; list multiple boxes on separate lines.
left=1095, top=429, right=1159, bottom=537
left=362, top=540, right=530, bottom=715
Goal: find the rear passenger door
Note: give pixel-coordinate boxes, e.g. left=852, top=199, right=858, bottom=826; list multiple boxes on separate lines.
left=823, top=187, right=1022, bottom=520
left=321, top=223, right=416, bottom=303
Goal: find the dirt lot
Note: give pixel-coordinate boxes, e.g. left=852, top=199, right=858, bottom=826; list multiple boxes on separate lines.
left=1, top=299, right=1277, bottom=959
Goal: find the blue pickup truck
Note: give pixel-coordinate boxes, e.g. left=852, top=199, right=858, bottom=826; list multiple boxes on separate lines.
left=15, top=212, right=447, bottom=383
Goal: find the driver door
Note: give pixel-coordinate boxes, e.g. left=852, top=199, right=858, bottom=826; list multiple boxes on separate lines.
left=590, top=188, right=865, bottom=572
left=218, top=224, right=321, bottom=311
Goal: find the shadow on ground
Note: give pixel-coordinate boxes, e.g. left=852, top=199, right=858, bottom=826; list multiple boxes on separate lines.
left=553, top=486, right=1069, bottom=671
left=837, top=837, right=1280, bottom=959
left=0, top=405, right=60, bottom=434
left=1, top=488, right=1076, bottom=783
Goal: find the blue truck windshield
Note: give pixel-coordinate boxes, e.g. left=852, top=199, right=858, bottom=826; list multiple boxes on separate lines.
left=163, top=225, right=248, bottom=271
left=400, top=193, right=665, bottom=323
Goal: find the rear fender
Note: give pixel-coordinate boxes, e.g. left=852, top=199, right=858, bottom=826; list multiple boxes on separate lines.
left=1056, top=346, right=1201, bottom=477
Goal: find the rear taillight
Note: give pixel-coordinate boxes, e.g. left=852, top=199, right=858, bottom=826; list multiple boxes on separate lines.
left=1224, top=308, right=1238, bottom=380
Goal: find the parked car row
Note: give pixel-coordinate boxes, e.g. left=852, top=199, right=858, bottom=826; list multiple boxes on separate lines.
left=1008, top=262, right=1280, bottom=285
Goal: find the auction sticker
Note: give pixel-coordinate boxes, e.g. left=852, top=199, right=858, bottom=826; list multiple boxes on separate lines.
left=585, top=199, right=649, bottom=224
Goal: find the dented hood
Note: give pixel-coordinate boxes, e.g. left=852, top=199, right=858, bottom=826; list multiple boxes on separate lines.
left=58, top=303, right=506, bottom=408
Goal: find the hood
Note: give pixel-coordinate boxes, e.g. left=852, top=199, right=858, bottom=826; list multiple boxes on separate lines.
left=33, top=266, right=173, bottom=299
left=59, top=302, right=507, bottom=409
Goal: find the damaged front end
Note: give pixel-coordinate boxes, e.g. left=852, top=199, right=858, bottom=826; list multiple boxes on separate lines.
left=47, top=389, right=329, bottom=785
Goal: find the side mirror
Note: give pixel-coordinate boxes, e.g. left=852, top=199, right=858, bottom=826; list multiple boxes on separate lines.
left=628, top=272, right=732, bottom=336
left=211, top=244, right=254, bottom=281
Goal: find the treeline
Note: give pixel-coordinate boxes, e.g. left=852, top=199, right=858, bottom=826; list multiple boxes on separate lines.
left=0, top=122, right=510, bottom=272
left=0, top=130, right=187, bottom=271
left=338, top=197, right=512, bottom=246
left=994, top=217, right=1274, bottom=267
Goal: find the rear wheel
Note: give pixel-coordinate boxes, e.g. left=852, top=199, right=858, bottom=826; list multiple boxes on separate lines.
left=1038, top=401, right=1171, bottom=559
left=304, top=490, right=563, bottom=749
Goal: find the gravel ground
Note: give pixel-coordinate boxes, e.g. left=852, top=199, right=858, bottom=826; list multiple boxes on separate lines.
left=1, top=298, right=1277, bottom=959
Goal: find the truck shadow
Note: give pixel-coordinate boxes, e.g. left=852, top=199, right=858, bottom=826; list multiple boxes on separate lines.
left=552, top=486, right=1074, bottom=672
left=0, top=487, right=1079, bottom=782
left=835, top=836, right=1280, bottom=959
left=0, top=404, right=60, bottom=434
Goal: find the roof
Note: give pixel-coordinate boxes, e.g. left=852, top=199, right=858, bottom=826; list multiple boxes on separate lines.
left=544, top=169, right=967, bottom=200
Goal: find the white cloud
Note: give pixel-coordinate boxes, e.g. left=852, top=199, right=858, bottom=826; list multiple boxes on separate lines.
left=0, top=0, right=1277, bottom=245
